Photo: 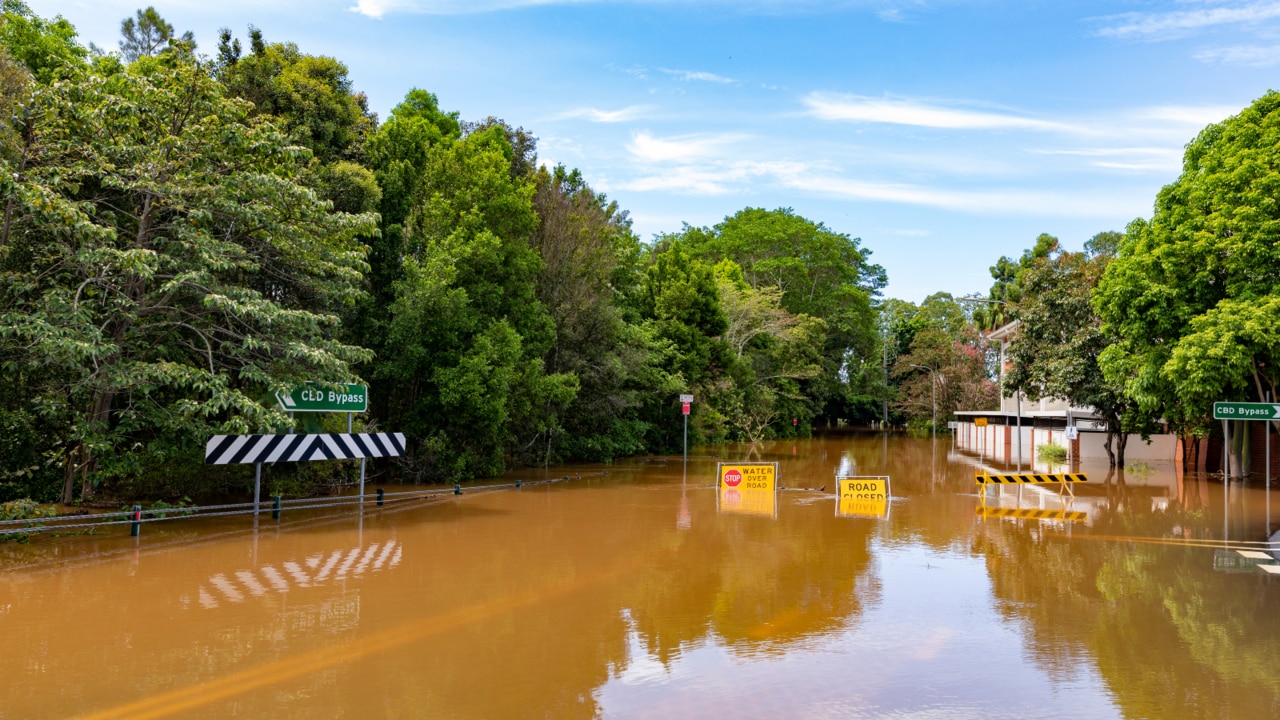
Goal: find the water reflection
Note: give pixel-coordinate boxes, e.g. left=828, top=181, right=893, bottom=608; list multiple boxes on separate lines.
left=0, top=434, right=1277, bottom=718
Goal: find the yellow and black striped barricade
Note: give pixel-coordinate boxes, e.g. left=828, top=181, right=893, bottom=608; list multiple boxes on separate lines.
left=975, top=471, right=1087, bottom=501
left=975, top=506, right=1088, bottom=523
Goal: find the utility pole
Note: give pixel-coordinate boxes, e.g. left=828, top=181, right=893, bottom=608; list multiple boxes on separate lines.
left=882, top=324, right=888, bottom=429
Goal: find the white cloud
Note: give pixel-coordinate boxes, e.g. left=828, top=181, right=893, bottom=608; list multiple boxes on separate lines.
left=348, top=0, right=915, bottom=19
left=803, top=93, right=1072, bottom=132
left=626, top=131, right=750, bottom=163
left=618, top=160, right=809, bottom=195
left=1092, top=1, right=1280, bottom=40
left=1195, top=43, right=1280, bottom=65
left=784, top=175, right=1145, bottom=217
left=658, top=68, right=736, bottom=84
left=555, top=106, right=653, bottom=123
left=1029, top=147, right=1185, bottom=172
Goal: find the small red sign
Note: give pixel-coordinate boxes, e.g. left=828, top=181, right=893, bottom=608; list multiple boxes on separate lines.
left=724, top=469, right=743, bottom=487
left=682, top=402, right=690, bottom=415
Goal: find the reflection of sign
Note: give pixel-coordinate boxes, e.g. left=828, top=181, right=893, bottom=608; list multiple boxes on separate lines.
left=1213, top=401, right=1280, bottom=421
left=717, top=463, right=777, bottom=491
left=976, top=507, right=1086, bottom=522
left=975, top=472, right=1087, bottom=484
left=974, top=418, right=988, bottom=427
left=836, top=476, right=890, bottom=518
left=276, top=383, right=368, bottom=412
left=1065, top=426, right=1079, bottom=441
left=1214, top=549, right=1280, bottom=573
left=717, top=486, right=777, bottom=518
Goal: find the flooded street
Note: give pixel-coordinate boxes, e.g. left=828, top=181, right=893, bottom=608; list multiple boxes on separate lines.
left=3, top=433, right=1280, bottom=719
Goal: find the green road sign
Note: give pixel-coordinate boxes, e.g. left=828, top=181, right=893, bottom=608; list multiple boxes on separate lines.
left=1212, top=401, right=1280, bottom=421
left=276, top=383, right=368, bottom=413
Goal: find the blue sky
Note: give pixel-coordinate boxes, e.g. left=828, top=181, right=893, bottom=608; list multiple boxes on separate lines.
left=29, top=1, right=1280, bottom=301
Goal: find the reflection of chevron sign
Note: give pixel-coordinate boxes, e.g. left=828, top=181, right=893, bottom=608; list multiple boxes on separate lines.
left=205, top=433, right=406, bottom=465
left=977, top=507, right=1087, bottom=522
left=975, top=472, right=1087, bottom=484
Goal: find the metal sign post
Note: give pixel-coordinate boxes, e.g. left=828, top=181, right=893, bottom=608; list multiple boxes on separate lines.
left=680, top=394, right=693, bottom=480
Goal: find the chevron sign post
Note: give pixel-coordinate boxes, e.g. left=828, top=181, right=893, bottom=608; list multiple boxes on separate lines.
left=206, top=432, right=406, bottom=517
left=204, top=433, right=405, bottom=465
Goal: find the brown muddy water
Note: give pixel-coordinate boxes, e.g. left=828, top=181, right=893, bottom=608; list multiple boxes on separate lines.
left=3, top=433, right=1280, bottom=719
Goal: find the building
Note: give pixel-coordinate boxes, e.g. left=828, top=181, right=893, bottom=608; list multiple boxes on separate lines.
left=953, top=320, right=1176, bottom=470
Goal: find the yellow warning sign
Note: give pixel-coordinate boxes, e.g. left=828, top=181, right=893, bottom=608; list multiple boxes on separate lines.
left=717, top=463, right=778, bottom=492
left=974, top=417, right=988, bottom=427
left=976, top=506, right=1087, bottom=522
left=836, top=476, right=890, bottom=518
left=718, top=486, right=778, bottom=518
left=975, top=472, right=1087, bottom=484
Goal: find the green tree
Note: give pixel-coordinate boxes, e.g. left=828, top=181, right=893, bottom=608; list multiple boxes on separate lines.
left=673, top=207, right=885, bottom=422
left=0, top=0, right=86, bottom=83
left=378, top=126, right=574, bottom=481
left=118, top=7, right=192, bottom=63
left=891, top=294, right=997, bottom=430
left=217, top=28, right=374, bottom=165
left=1096, top=92, right=1280, bottom=476
left=1006, top=248, right=1154, bottom=467
left=634, top=245, right=731, bottom=446
left=0, top=60, right=376, bottom=502
left=972, top=233, right=1057, bottom=331
left=714, top=259, right=825, bottom=441
left=531, top=165, right=657, bottom=461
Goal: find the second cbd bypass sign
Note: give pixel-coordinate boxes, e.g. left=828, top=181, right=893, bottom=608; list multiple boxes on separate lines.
left=1213, top=401, right=1280, bottom=421
left=277, top=383, right=368, bottom=413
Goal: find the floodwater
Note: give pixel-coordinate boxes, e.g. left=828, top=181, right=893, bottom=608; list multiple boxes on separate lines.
left=3, top=433, right=1280, bottom=720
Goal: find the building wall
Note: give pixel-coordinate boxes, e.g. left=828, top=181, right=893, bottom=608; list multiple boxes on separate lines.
left=956, top=422, right=1176, bottom=467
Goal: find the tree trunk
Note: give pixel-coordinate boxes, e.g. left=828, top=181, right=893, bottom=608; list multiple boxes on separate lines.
left=61, top=444, right=78, bottom=505
left=1102, top=431, right=1116, bottom=468
left=1228, top=420, right=1249, bottom=480
left=1115, top=431, right=1128, bottom=469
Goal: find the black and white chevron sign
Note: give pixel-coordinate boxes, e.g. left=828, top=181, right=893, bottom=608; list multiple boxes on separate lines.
left=204, top=433, right=407, bottom=465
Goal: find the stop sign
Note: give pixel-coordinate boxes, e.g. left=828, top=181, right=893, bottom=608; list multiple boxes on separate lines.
left=724, top=469, right=742, bottom=487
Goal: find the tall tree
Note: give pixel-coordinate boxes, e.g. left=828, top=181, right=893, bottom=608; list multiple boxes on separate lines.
left=972, top=233, right=1057, bottom=331
left=118, top=6, right=192, bottom=63
left=378, top=126, right=574, bottom=481
left=0, top=60, right=376, bottom=501
left=0, top=0, right=86, bottom=83
left=674, top=207, right=885, bottom=422
left=1007, top=248, right=1153, bottom=467
left=531, top=165, right=655, bottom=461
left=1098, top=91, right=1280, bottom=476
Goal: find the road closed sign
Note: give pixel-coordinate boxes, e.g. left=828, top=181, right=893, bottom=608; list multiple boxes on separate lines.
left=717, top=463, right=778, bottom=492
left=836, top=476, right=891, bottom=519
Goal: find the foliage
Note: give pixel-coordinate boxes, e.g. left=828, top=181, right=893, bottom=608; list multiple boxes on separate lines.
left=0, top=59, right=376, bottom=501
left=1036, top=443, right=1066, bottom=465
left=0, top=497, right=54, bottom=520
left=888, top=293, right=997, bottom=428
left=217, top=28, right=375, bottom=165
left=972, top=233, right=1056, bottom=331
left=672, top=207, right=885, bottom=422
left=0, top=1, right=86, bottom=83
left=376, top=126, right=574, bottom=480
left=1096, top=91, right=1280, bottom=473
left=1007, top=244, right=1154, bottom=466
left=117, top=6, right=193, bottom=63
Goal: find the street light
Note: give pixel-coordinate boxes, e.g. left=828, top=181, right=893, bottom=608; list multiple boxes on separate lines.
left=909, top=363, right=938, bottom=439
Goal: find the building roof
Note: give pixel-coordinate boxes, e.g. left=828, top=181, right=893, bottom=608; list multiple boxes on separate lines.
left=984, top=319, right=1021, bottom=342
